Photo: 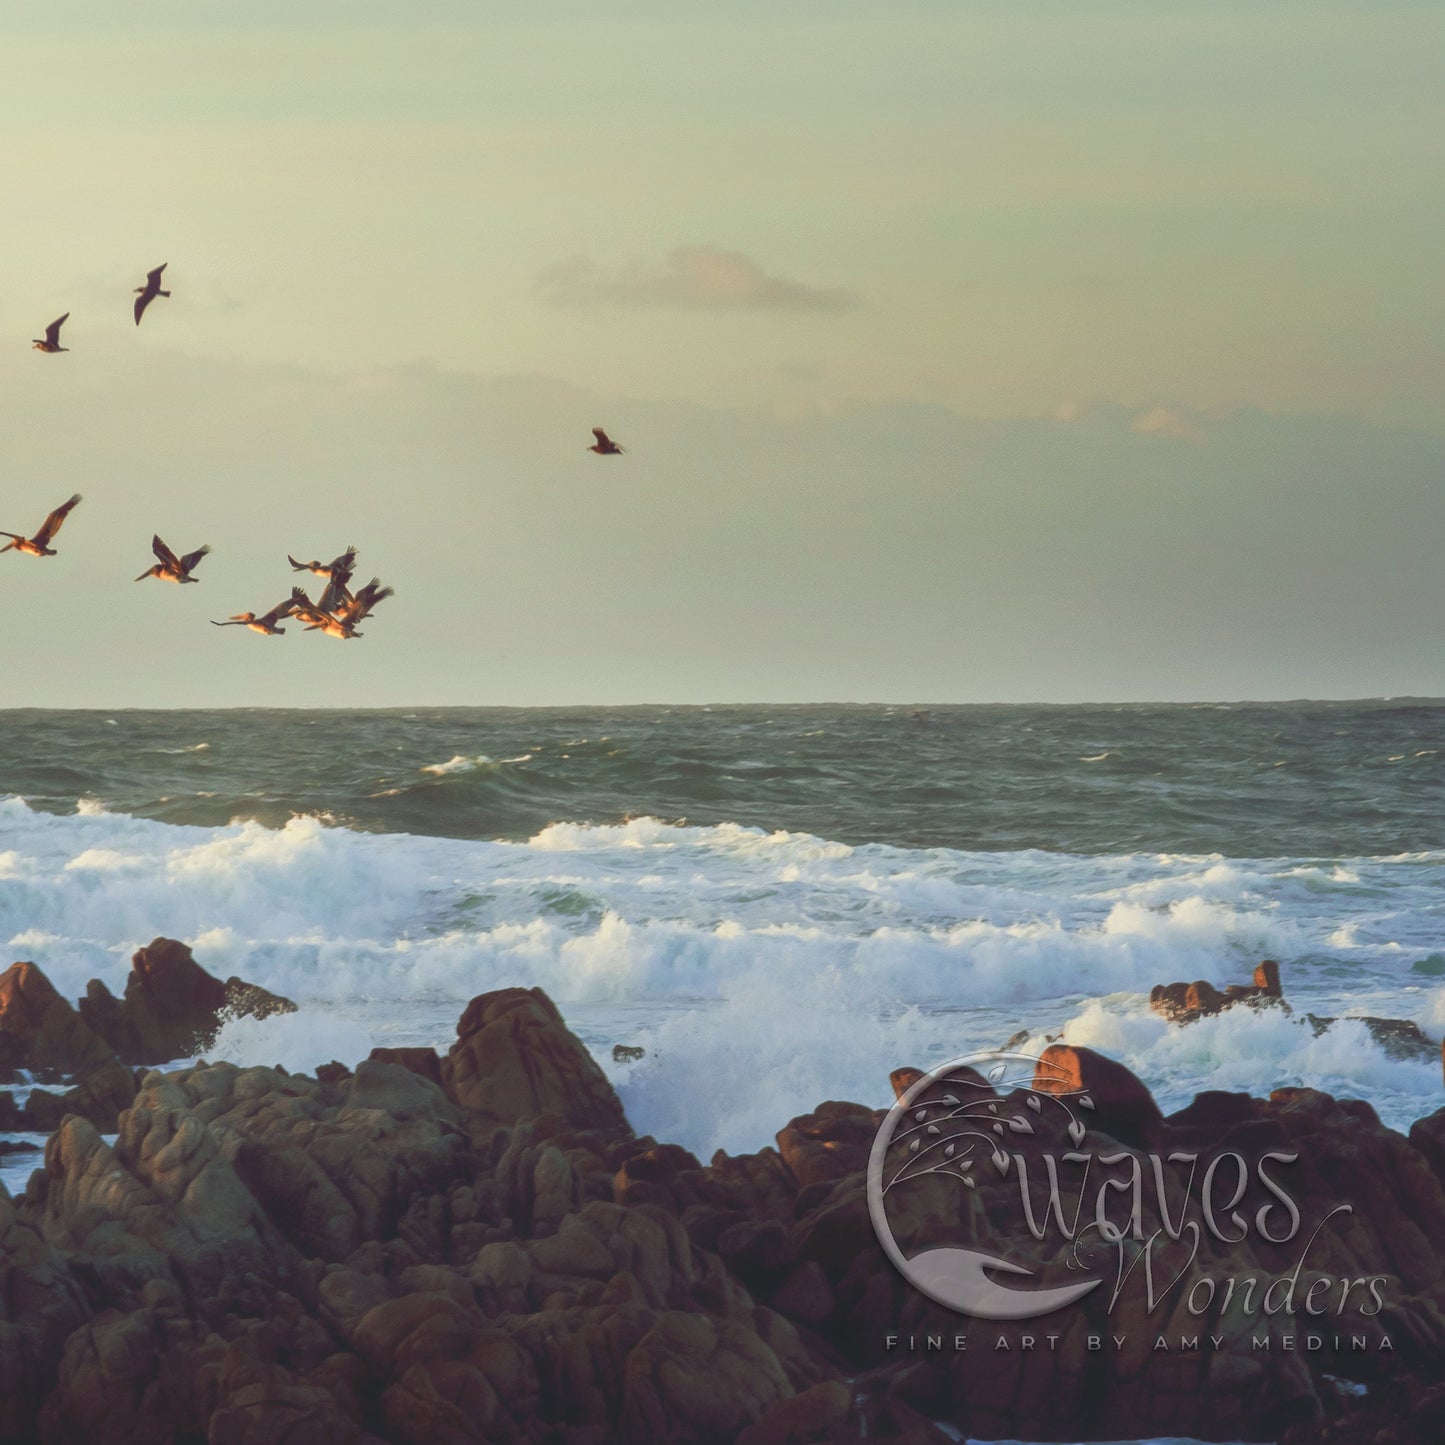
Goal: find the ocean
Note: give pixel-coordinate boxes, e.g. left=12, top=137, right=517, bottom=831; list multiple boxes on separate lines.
left=2, top=701, right=1443, bottom=1164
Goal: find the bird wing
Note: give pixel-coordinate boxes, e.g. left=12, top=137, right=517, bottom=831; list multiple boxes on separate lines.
left=179, top=545, right=212, bottom=573
left=318, top=579, right=347, bottom=614
left=45, top=314, right=69, bottom=346
left=151, top=534, right=180, bottom=568
left=261, top=597, right=298, bottom=625
left=289, top=587, right=328, bottom=623
left=34, top=493, right=82, bottom=545
left=134, top=293, right=151, bottom=326
left=592, top=428, right=611, bottom=445
left=330, top=546, right=359, bottom=573
left=147, top=264, right=167, bottom=285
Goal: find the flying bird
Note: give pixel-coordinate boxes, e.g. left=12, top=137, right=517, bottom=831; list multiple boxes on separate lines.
left=32, top=314, right=70, bottom=353
left=136, top=535, right=211, bottom=583
left=133, top=264, right=170, bottom=326
left=334, top=577, right=394, bottom=627
left=212, top=597, right=297, bottom=636
left=587, top=427, right=625, bottom=455
left=290, top=587, right=362, bottom=639
left=288, top=547, right=358, bottom=588
left=0, top=493, right=82, bottom=556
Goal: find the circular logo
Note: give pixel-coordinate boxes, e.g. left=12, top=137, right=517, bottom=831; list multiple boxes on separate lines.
left=866, top=1049, right=1104, bottom=1320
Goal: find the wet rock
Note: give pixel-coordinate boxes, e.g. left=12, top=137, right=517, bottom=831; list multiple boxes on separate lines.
left=1150, top=958, right=1286, bottom=1024
left=79, top=938, right=296, bottom=1066
left=0, top=962, right=118, bottom=1082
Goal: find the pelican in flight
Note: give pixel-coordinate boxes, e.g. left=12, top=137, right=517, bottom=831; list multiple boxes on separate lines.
left=212, top=597, right=296, bottom=636
left=1, top=493, right=82, bottom=556
left=288, top=546, right=357, bottom=588
left=587, top=427, right=625, bottom=455
left=136, top=535, right=211, bottom=583
left=133, top=264, right=170, bottom=326
left=335, top=577, right=394, bottom=627
left=32, top=314, right=69, bottom=353
left=290, top=587, right=362, bottom=639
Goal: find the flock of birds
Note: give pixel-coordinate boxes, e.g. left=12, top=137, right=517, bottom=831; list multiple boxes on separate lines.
left=8, top=265, right=629, bottom=642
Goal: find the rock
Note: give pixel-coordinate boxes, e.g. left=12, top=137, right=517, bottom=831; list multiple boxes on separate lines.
left=443, top=986, right=630, bottom=1135
left=776, top=1101, right=882, bottom=1190
left=737, top=1378, right=852, bottom=1445
left=612, top=1043, right=646, bottom=1063
left=1030, top=1043, right=1164, bottom=1145
left=0, top=962, right=119, bottom=1082
left=366, top=1047, right=443, bottom=1089
left=79, top=938, right=296, bottom=1066
left=1150, top=958, right=1286, bottom=1024
left=1303, top=1012, right=1437, bottom=1061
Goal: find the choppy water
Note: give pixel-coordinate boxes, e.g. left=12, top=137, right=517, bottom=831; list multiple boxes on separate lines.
left=1, top=702, right=1442, bottom=1160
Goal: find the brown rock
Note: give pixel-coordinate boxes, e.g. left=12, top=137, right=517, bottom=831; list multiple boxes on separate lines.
left=80, top=938, right=296, bottom=1066
left=366, top=1047, right=443, bottom=1089
left=737, top=1378, right=852, bottom=1445
left=776, top=1101, right=882, bottom=1190
left=1031, top=1043, right=1163, bottom=1145
left=444, top=986, right=630, bottom=1135
left=0, top=962, right=118, bottom=1081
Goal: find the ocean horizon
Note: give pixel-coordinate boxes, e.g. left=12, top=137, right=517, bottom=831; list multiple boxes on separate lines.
left=3, top=699, right=1442, bottom=1171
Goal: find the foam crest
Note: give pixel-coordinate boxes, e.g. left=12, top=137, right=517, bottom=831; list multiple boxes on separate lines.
left=2, top=799, right=1442, bottom=1154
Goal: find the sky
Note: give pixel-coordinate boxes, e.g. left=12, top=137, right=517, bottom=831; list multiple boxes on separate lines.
left=1, top=1, right=1441, bottom=706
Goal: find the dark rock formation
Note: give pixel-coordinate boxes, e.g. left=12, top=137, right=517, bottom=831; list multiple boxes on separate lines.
left=1150, top=958, right=1283, bottom=1024
left=80, top=937, right=297, bottom=1065
left=0, top=963, right=118, bottom=1082
left=1151, top=960, right=1436, bottom=1064
left=2, top=983, right=1444, bottom=1442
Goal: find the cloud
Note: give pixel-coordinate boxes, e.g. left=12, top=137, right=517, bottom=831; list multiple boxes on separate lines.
left=534, top=245, right=860, bottom=313
left=1130, top=405, right=1207, bottom=444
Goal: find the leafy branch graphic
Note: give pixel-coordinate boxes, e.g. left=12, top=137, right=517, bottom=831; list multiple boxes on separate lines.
left=882, top=1056, right=1095, bottom=1196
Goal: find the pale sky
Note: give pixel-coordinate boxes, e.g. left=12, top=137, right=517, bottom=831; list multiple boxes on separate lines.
left=1, top=2, right=1442, bottom=705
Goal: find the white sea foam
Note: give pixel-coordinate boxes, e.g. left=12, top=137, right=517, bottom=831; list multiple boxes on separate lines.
left=421, top=754, right=492, bottom=775
left=1, top=795, right=1442, bottom=1156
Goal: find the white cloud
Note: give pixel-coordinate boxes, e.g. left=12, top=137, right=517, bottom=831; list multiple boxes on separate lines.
left=534, top=245, right=860, bottom=313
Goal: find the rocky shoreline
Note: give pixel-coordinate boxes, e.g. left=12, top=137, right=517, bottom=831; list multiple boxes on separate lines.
left=1, top=944, right=1444, bottom=1442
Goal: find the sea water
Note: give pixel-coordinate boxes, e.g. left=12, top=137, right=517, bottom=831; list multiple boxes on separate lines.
left=1, top=702, right=1442, bottom=1163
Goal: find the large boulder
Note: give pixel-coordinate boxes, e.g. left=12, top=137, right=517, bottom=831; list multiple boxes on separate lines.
left=442, top=987, right=630, bottom=1136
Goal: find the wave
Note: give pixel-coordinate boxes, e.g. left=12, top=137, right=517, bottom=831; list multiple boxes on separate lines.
left=1, top=796, right=1441, bottom=1155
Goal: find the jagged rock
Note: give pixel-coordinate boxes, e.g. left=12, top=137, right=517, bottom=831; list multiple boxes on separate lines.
left=5, top=982, right=1445, bottom=1444
left=0, top=1188, right=91, bottom=1443
left=79, top=938, right=296, bottom=1066
left=442, top=986, right=630, bottom=1135
left=1151, top=958, right=1284, bottom=1024
left=1303, top=1011, right=1437, bottom=1061
left=0, top=962, right=119, bottom=1082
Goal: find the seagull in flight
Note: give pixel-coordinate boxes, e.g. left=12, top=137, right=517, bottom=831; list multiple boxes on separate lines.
left=0, top=493, right=82, bottom=556
left=32, top=314, right=70, bottom=353
left=212, top=597, right=297, bottom=636
left=587, top=427, right=625, bottom=455
left=134, top=264, right=170, bottom=326
left=136, top=534, right=211, bottom=583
